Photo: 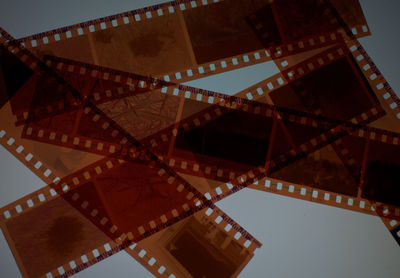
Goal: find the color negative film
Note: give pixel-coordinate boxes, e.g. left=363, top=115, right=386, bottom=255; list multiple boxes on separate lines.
left=0, top=98, right=261, bottom=278
left=2, top=24, right=268, bottom=217
left=3, top=11, right=400, bottom=237
left=0, top=148, right=260, bottom=278
left=242, top=0, right=400, bottom=244
left=0, top=1, right=398, bottom=276
left=5, top=23, right=384, bottom=278
left=32, top=34, right=400, bottom=233
left=0, top=102, right=262, bottom=277
left=258, top=0, right=400, bottom=242
left=16, top=40, right=400, bottom=226
left=2, top=92, right=262, bottom=278
left=12, top=35, right=400, bottom=215
left=0, top=29, right=264, bottom=277
left=11, top=0, right=369, bottom=84
left=17, top=43, right=377, bottom=127
left=247, top=0, right=370, bottom=47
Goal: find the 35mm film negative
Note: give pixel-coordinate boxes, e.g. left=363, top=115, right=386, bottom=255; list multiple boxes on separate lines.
left=0, top=134, right=260, bottom=278
left=15, top=43, right=369, bottom=127
left=14, top=40, right=400, bottom=230
left=10, top=0, right=370, bottom=85
left=1, top=1, right=398, bottom=276
left=1, top=28, right=264, bottom=278
left=3, top=16, right=400, bottom=235
left=14, top=35, right=400, bottom=217
left=262, top=0, right=400, bottom=243
left=34, top=38, right=400, bottom=238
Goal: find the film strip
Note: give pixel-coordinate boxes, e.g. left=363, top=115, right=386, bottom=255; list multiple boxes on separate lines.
left=25, top=38, right=400, bottom=235
left=0, top=132, right=260, bottom=278
left=152, top=156, right=400, bottom=233
left=14, top=43, right=366, bottom=129
left=0, top=1, right=396, bottom=276
left=17, top=41, right=400, bottom=228
left=1, top=1, right=398, bottom=276
left=19, top=45, right=383, bottom=137
left=245, top=0, right=400, bottom=244
left=17, top=39, right=398, bottom=200
left=2, top=28, right=216, bottom=212
left=2, top=26, right=272, bottom=227
left=0, top=124, right=187, bottom=278
left=28, top=40, right=384, bottom=125
left=0, top=106, right=263, bottom=277
left=0, top=63, right=263, bottom=277
left=0, top=28, right=268, bottom=278
left=10, top=21, right=400, bottom=232
left=10, top=0, right=369, bottom=85
left=265, top=0, right=400, bottom=121
left=0, top=26, right=272, bottom=278
left=0, top=137, right=260, bottom=277
left=273, top=40, right=400, bottom=126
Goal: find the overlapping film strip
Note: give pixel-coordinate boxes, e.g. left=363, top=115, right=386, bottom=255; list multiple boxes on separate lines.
left=0, top=0, right=399, bottom=277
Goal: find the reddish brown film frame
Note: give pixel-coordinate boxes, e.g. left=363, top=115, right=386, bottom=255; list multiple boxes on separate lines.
left=10, top=0, right=369, bottom=86
left=0, top=29, right=266, bottom=278
left=254, top=0, right=400, bottom=237
left=0, top=29, right=213, bottom=208
left=0, top=145, right=260, bottom=278
left=4, top=1, right=360, bottom=126
left=248, top=0, right=370, bottom=47
left=0, top=109, right=261, bottom=278
left=245, top=0, right=400, bottom=244
left=149, top=47, right=400, bottom=223
left=19, top=44, right=388, bottom=178
left=18, top=39, right=400, bottom=225
left=5, top=0, right=371, bottom=139
left=13, top=0, right=375, bottom=137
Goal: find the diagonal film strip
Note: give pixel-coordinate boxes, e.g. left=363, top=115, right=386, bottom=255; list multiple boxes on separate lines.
left=1, top=0, right=400, bottom=277
left=3, top=28, right=400, bottom=224
left=3, top=0, right=400, bottom=232
left=252, top=0, right=400, bottom=241
left=10, top=0, right=370, bottom=84
left=0, top=22, right=384, bottom=278
left=0, top=27, right=265, bottom=278
left=0, top=141, right=260, bottom=278
left=243, top=0, right=400, bottom=245
left=25, top=31, right=400, bottom=233
left=7, top=36, right=400, bottom=228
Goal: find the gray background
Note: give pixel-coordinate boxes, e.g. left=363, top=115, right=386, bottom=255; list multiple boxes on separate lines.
left=0, top=0, right=400, bottom=277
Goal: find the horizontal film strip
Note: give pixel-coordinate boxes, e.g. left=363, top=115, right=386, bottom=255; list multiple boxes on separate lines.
left=15, top=44, right=371, bottom=127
